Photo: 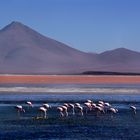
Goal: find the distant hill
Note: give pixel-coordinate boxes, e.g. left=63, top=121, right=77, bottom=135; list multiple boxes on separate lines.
left=0, top=21, right=140, bottom=74
left=94, top=48, right=140, bottom=73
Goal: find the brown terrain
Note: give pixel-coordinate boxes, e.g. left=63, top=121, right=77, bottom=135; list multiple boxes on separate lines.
left=0, top=75, right=140, bottom=84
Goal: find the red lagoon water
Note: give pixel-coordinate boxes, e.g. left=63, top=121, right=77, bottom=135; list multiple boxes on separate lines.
left=0, top=75, right=140, bottom=84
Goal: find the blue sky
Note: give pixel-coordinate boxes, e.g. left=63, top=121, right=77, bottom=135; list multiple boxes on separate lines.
left=0, top=0, right=140, bottom=53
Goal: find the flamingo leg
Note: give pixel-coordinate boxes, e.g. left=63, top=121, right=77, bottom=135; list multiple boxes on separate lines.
left=80, top=110, right=83, bottom=116
left=17, top=110, right=20, bottom=119
left=72, top=108, right=75, bottom=115
left=60, top=112, right=64, bottom=117
left=65, top=111, right=68, bottom=117
left=86, top=108, right=88, bottom=114
left=44, top=111, right=47, bottom=119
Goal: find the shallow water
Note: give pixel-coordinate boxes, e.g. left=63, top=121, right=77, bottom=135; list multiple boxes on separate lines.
left=0, top=84, right=140, bottom=139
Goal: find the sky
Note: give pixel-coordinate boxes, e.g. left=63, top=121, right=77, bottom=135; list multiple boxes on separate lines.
left=0, top=0, right=140, bottom=53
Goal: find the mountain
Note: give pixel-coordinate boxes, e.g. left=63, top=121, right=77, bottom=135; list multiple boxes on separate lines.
left=0, top=21, right=140, bottom=74
left=0, top=21, right=96, bottom=74
left=92, top=48, right=140, bottom=73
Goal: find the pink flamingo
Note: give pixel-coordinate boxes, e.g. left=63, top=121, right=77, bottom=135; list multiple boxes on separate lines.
left=57, top=106, right=64, bottom=117
left=109, top=107, right=118, bottom=114
left=69, top=103, right=75, bottom=115
left=38, top=107, right=47, bottom=119
left=95, top=106, right=105, bottom=115
left=61, top=105, right=68, bottom=116
left=91, top=103, right=96, bottom=108
left=15, top=105, right=25, bottom=118
left=104, top=102, right=111, bottom=112
left=87, top=100, right=93, bottom=103
left=43, top=103, right=51, bottom=109
left=75, top=103, right=83, bottom=116
left=84, top=102, right=92, bottom=114
left=26, top=101, right=33, bottom=108
left=104, top=102, right=111, bottom=107
left=97, top=103, right=104, bottom=108
left=130, top=105, right=136, bottom=114
left=75, top=103, right=80, bottom=106
left=63, top=103, right=69, bottom=108
left=98, top=101, right=104, bottom=105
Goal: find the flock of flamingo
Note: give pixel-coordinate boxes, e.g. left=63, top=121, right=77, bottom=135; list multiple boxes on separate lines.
left=14, top=100, right=137, bottom=119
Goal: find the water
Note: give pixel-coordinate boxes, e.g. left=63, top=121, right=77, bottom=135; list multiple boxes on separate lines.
left=0, top=84, right=140, bottom=139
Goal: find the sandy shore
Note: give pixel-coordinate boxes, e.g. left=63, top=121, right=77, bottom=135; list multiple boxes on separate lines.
left=0, top=75, right=140, bottom=84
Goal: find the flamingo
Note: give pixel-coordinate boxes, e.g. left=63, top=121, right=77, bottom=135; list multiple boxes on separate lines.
left=43, top=103, right=51, bottom=109
left=109, top=107, right=118, bottom=114
left=75, top=103, right=83, bottom=116
left=15, top=105, right=25, bottom=118
left=91, top=103, right=96, bottom=108
left=97, top=103, right=104, bottom=108
left=130, top=105, right=136, bottom=114
left=69, top=103, right=75, bottom=115
left=63, top=103, right=70, bottom=112
left=97, top=103, right=105, bottom=113
left=38, top=107, right=47, bottom=119
left=26, top=101, right=33, bottom=108
left=57, top=106, right=64, bottom=117
left=95, top=106, right=105, bottom=115
left=91, top=103, right=97, bottom=112
left=87, top=99, right=92, bottom=103
left=75, top=103, right=80, bottom=107
left=104, top=102, right=111, bottom=107
left=98, top=101, right=104, bottom=105
left=84, top=102, right=92, bottom=114
left=104, top=102, right=111, bottom=112
left=61, top=105, right=68, bottom=116
left=63, top=103, right=69, bottom=108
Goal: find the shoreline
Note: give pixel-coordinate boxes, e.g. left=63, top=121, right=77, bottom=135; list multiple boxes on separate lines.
left=1, top=92, right=140, bottom=95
